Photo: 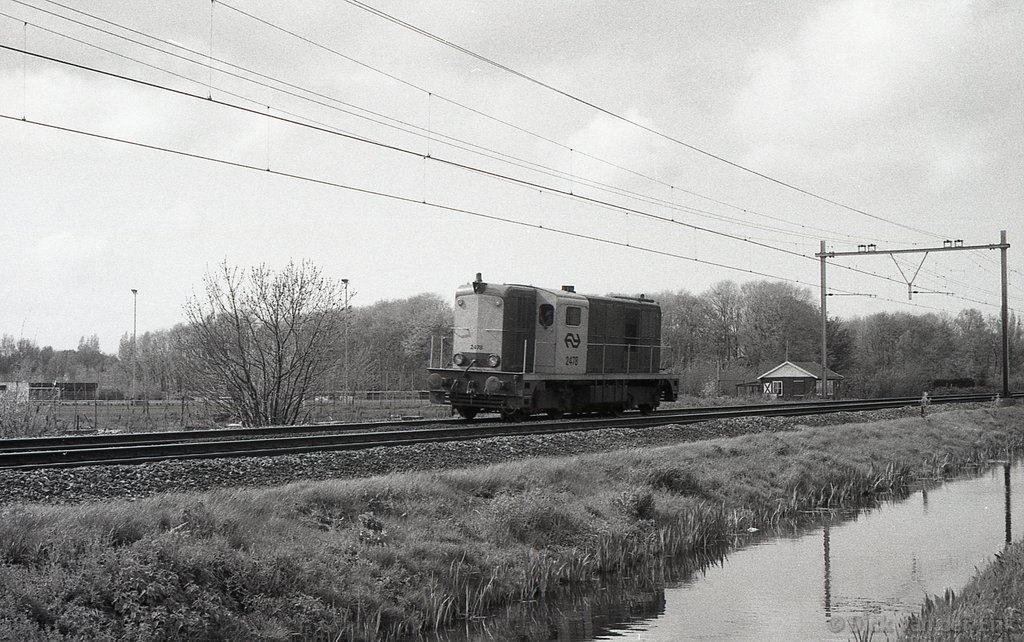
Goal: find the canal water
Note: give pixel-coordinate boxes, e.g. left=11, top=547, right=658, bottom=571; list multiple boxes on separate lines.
left=445, top=460, right=1023, bottom=641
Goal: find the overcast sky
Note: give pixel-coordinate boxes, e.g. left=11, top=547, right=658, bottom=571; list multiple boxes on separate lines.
left=1, top=0, right=1021, bottom=352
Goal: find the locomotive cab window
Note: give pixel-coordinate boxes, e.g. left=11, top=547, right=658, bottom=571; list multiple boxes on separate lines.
left=565, top=306, right=582, bottom=326
left=538, top=304, right=555, bottom=328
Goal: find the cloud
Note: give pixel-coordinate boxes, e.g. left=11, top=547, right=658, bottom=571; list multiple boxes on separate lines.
left=564, top=110, right=673, bottom=186
left=730, top=1, right=983, bottom=165
left=29, top=232, right=110, bottom=265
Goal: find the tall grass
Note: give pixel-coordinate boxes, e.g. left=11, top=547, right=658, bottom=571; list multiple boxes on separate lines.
left=900, top=541, right=1024, bottom=640
left=0, top=406, right=1021, bottom=640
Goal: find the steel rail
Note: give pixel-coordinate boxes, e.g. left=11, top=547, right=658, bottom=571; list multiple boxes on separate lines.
left=0, top=397, right=847, bottom=452
left=0, top=415, right=465, bottom=452
left=0, top=393, right=1016, bottom=470
left=0, top=395, right=963, bottom=453
left=0, top=397, right=912, bottom=453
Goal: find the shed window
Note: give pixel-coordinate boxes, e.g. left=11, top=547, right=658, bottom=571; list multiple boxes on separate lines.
left=771, top=381, right=782, bottom=395
left=565, top=306, right=582, bottom=326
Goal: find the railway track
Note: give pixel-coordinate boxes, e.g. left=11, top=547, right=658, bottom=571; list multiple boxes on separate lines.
left=0, top=393, right=1017, bottom=470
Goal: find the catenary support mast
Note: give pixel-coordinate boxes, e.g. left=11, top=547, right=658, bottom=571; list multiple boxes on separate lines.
left=820, top=240, right=828, bottom=398
left=817, top=232, right=1012, bottom=399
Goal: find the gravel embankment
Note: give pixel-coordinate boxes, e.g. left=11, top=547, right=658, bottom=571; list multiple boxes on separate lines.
left=0, top=406, right=938, bottom=505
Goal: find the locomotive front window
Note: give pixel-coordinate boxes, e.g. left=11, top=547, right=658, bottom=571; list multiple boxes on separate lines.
left=565, top=306, right=582, bottom=326
left=539, top=304, right=554, bottom=328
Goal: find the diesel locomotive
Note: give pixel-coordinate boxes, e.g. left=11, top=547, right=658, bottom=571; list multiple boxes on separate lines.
left=427, top=274, right=678, bottom=420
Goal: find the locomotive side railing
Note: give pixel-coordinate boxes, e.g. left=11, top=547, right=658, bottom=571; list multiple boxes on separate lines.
left=431, top=334, right=669, bottom=376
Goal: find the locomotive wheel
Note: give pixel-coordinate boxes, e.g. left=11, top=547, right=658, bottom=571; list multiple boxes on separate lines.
left=638, top=403, right=654, bottom=415
left=546, top=409, right=564, bottom=420
left=456, top=407, right=479, bottom=421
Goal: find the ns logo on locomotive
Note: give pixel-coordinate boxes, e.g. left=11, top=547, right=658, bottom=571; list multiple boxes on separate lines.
left=427, top=274, right=679, bottom=421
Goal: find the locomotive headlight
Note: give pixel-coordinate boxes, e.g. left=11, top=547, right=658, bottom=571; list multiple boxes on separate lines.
left=453, top=353, right=466, bottom=366
left=486, top=354, right=501, bottom=368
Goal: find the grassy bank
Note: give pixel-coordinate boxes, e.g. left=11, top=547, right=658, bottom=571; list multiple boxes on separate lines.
left=1, top=406, right=1022, bottom=640
left=901, top=538, right=1024, bottom=640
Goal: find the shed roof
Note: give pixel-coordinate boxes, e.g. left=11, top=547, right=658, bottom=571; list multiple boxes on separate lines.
left=757, top=360, right=844, bottom=381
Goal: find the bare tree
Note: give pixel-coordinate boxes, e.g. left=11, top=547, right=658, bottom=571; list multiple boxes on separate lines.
left=181, top=260, right=346, bottom=426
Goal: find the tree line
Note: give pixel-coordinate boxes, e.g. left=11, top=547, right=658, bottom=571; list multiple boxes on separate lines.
left=2, top=262, right=1020, bottom=425
left=656, top=280, right=1021, bottom=398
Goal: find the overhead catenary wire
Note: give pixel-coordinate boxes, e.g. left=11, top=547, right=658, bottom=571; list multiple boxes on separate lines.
left=36, top=6, right=1008, bottom=312
left=1, top=40, right=967, bottom=303
left=205, top=0, right=905, bottom=247
left=3, top=11, right=1016, bottom=315
left=210, top=1, right=1021, bottom=297
left=4, top=0, right=867, bottom=250
left=338, top=0, right=951, bottom=241
left=4, top=110, right=1004, bottom=318
left=3, top=34, right=1015, bottom=314
left=8, top=9, right=1005, bottom=285
left=1, top=112, right=866, bottom=299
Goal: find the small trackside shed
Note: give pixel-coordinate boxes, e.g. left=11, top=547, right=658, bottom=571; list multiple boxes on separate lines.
left=757, top=361, right=844, bottom=399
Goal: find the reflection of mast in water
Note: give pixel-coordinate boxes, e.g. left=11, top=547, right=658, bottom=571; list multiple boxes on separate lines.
left=1005, top=462, right=1012, bottom=545
left=823, top=523, right=832, bottom=618
left=921, top=487, right=928, bottom=513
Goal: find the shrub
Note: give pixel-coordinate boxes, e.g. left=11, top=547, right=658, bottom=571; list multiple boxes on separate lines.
left=357, top=512, right=389, bottom=546
left=613, top=488, right=656, bottom=521
left=646, top=468, right=706, bottom=497
left=487, top=490, right=592, bottom=548
left=0, top=395, right=49, bottom=438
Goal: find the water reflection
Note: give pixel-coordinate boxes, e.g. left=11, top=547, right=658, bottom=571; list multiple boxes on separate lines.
left=435, top=460, right=1021, bottom=641
left=1006, top=462, right=1012, bottom=544
left=822, top=524, right=831, bottom=619
left=643, top=460, right=1020, bottom=640
left=430, top=551, right=721, bottom=642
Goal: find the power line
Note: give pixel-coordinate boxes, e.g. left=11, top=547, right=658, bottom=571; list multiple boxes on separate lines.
left=3, top=41, right=1004, bottom=312
left=26, top=0, right=960, bottom=267
left=1, top=112, right=847, bottom=295
left=14, top=0, right=1007, bottom=270
left=0, top=44, right=893, bottom=280
left=0, top=109, right=992, bottom=318
left=338, top=0, right=950, bottom=240
left=7, top=0, right=871, bottom=251
left=210, top=0, right=902, bottom=247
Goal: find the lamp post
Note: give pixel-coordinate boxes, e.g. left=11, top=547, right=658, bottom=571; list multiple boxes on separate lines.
left=341, top=278, right=349, bottom=401
left=131, top=288, right=137, bottom=401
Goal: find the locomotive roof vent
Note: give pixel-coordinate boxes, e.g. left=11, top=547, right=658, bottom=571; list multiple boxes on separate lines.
left=561, top=285, right=575, bottom=292
left=472, top=272, right=487, bottom=294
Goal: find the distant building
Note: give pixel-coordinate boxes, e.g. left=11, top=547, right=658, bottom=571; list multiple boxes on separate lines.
left=755, top=361, right=844, bottom=399
left=718, top=364, right=759, bottom=396
left=0, top=381, right=98, bottom=401
left=0, top=381, right=29, bottom=402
